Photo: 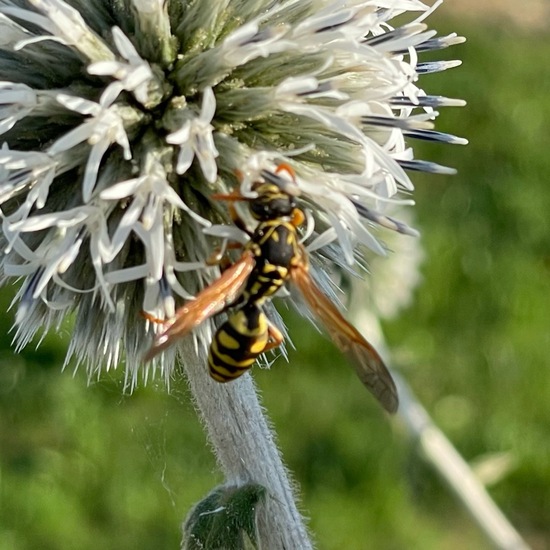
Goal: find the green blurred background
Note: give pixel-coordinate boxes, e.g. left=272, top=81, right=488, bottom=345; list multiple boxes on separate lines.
left=1, top=5, right=549, bottom=549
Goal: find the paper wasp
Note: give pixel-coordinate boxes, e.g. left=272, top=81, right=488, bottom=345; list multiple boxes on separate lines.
left=144, top=165, right=398, bottom=413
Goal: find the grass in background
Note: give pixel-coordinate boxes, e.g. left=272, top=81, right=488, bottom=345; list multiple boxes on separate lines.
left=1, top=18, right=549, bottom=550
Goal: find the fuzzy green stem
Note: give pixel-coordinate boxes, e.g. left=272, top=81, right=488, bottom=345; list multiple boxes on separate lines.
left=179, top=339, right=313, bottom=550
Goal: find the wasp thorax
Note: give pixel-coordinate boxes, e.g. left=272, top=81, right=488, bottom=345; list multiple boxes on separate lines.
left=250, top=182, right=296, bottom=221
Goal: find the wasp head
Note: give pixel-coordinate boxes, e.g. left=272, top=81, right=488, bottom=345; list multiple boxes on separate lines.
left=250, top=170, right=297, bottom=221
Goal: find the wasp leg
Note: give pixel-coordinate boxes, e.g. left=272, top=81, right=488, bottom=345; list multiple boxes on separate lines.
left=212, top=189, right=253, bottom=236
left=140, top=311, right=165, bottom=324
left=263, top=321, right=285, bottom=352
left=206, top=241, right=244, bottom=267
left=229, top=202, right=250, bottom=235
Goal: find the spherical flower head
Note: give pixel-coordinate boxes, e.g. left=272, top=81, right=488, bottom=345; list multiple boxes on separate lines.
left=0, top=0, right=466, bottom=388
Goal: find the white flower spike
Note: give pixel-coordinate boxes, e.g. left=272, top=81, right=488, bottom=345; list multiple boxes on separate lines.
left=0, top=0, right=465, bottom=387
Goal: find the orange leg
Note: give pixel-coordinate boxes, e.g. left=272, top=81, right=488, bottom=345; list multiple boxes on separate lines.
left=140, top=310, right=165, bottom=325
left=263, top=322, right=285, bottom=352
left=206, top=241, right=244, bottom=266
left=211, top=185, right=252, bottom=236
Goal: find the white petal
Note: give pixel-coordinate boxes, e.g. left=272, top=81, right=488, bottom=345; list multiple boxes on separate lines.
left=200, top=87, right=216, bottom=122
left=112, top=26, right=140, bottom=62
left=100, top=177, right=142, bottom=200
left=104, top=265, right=149, bottom=284
left=56, top=94, right=100, bottom=116
left=166, top=121, right=191, bottom=145
left=82, top=140, right=109, bottom=201
left=48, top=120, right=93, bottom=154
left=87, top=60, right=123, bottom=76
left=175, top=144, right=194, bottom=175
left=8, top=209, right=88, bottom=232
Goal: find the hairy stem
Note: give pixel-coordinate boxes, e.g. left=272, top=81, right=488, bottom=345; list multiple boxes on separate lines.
left=180, top=340, right=313, bottom=550
left=351, top=307, right=529, bottom=550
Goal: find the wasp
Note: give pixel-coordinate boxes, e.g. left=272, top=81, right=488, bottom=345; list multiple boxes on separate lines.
left=144, top=165, right=398, bottom=413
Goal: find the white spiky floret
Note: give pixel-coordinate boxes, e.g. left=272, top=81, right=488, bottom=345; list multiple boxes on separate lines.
left=166, top=87, right=219, bottom=183
left=3, top=0, right=115, bottom=59
left=88, top=26, right=155, bottom=107
left=48, top=94, right=133, bottom=201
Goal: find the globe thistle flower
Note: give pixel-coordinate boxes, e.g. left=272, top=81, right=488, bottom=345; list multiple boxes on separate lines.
left=0, top=0, right=466, bottom=546
left=0, top=0, right=465, bottom=388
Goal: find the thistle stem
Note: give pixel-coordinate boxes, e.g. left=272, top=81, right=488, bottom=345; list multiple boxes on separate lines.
left=395, top=375, right=530, bottom=550
left=180, top=340, right=313, bottom=549
left=351, top=308, right=529, bottom=550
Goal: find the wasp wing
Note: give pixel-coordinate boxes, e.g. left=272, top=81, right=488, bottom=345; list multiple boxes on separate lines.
left=145, top=251, right=255, bottom=361
left=291, top=263, right=398, bottom=413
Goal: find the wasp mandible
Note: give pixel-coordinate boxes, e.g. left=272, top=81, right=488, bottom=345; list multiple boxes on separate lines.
left=144, top=165, right=398, bottom=413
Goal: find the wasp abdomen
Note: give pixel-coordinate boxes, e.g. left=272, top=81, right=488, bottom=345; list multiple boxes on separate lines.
left=245, top=262, right=288, bottom=301
left=208, top=303, right=269, bottom=382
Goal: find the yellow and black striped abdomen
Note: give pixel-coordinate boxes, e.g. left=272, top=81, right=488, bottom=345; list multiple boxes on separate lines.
left=244, top=262, right=289, bottom=302
left=208, top=303, right=269, bottom=382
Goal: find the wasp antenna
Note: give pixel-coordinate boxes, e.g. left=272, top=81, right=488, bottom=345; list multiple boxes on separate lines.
left=261, top=166, right=301, bottom=197
left=275, top=162, right=296, bottom=180
left=211, top=190, right=249, bottom=202
left=276, top=164, right=301, bottom=197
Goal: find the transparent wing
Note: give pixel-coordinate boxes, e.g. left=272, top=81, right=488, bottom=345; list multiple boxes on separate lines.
left=144, top=251, right=255, bottom=361
left=291, top=262, right=399, bottom=413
